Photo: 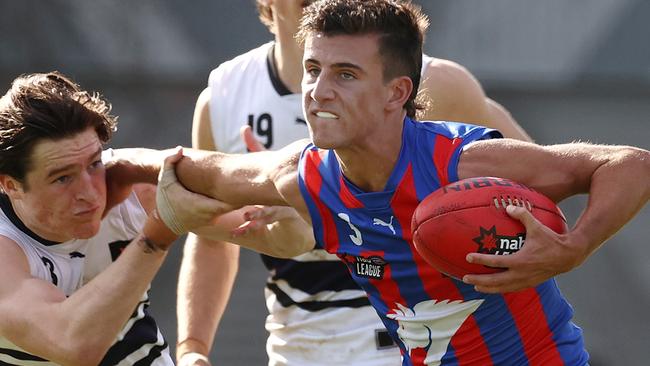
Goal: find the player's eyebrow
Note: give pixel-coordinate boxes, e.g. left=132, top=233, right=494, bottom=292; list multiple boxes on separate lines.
left=45, top=147, right=103, bottom=179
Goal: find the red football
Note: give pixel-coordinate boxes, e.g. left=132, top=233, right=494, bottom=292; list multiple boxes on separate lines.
left=411, top=177, right=567, bottom=279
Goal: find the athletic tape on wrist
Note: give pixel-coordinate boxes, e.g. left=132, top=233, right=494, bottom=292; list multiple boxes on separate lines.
left=156, top=163, right=187, bottom=235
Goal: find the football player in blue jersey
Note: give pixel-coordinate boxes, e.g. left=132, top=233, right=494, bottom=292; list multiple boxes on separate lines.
left=176, top=0, right=532, bottom=365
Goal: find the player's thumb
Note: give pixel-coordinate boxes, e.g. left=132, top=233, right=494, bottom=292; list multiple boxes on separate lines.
left=158, top=146, right=183, bottom=188
left=240, top=125, right=267, bottom=152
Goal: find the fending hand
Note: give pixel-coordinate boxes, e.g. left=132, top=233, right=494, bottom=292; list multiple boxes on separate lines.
left=156, top=147, right=237, bottom=235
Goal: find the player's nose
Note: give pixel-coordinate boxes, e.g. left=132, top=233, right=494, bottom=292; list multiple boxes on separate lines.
left=309, top=73, right=335, bottom=102
left=75, top=172, right=101, bottom=202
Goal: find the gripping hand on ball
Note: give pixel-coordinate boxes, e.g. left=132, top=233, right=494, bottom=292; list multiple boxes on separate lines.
left=463, top=205, right=587, bottom=293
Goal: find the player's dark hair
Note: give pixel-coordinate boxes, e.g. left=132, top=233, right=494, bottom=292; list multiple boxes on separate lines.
left=297, top=0, right=429, bottom=118
left=0, top=71, right=117, bottom=183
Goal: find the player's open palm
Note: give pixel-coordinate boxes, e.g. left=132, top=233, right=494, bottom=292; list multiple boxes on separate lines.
left=463, top=205, right=587, bottom=293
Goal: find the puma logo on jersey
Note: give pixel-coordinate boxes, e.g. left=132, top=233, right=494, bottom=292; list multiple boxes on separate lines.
left=295, top=117, right=307, bottom=125
left=337, top=212, right=363, bottom=246
left=373, top=216, right=396, bottom=235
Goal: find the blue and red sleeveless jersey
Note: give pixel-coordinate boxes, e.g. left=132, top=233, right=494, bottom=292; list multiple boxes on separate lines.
left=297, top=117, right=589, bottom=366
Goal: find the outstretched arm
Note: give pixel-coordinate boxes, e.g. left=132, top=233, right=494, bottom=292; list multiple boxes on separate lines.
left=174, top=139, right=308, bottom=208
left=458, top=139, right=650, bottom=292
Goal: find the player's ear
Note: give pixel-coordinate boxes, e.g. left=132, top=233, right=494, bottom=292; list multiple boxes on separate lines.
left=385, top=76, right=413, bottom=113
left=0, top=175, right=25, bottom=198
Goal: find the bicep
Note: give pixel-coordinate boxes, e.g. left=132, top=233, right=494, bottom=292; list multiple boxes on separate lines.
left=457, top=139, right=594, bottom=202
left=192, top=87, right=217, bottom=150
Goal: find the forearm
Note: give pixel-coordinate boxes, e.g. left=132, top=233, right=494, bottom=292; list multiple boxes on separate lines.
left=175, top=149, right=288, bottom=206
left=569, top=147, right=650, bottom=262
left=176, top=234, right=240, bottom=359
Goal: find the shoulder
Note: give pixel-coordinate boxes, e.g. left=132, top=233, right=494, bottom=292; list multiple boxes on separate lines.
left=0, top=235, right=28, bottom=270
left=419, top=56, right=489, bottom=122
left=412, top=119, right=501, bottom=141
left=0, top=235, right=31, bottom=297
left=421, top=56, right=480, bottom=89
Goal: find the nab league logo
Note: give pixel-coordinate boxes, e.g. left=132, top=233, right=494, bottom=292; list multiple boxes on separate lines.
left=353, top=255, right=387, bottom=280
left=472, top=226, right=525, bottom=255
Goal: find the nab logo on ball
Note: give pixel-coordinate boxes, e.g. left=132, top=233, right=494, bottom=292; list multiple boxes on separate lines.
left=473, top=226, right=525, bottom=255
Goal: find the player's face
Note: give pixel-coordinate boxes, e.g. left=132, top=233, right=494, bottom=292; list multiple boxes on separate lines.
left=302, top=33, right=391, bottom=149
left=9, top=128, right=107, bottom=241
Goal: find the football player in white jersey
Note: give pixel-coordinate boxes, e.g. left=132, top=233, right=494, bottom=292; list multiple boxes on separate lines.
left=176, top=1, right=532, bottom=365
left=0, top=72, right=230, bottom=366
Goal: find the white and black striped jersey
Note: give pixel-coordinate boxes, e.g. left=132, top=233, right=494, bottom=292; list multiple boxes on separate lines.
left=0, top=192, right=173, bottom=365
left=207, top=42, right=414, bottom=365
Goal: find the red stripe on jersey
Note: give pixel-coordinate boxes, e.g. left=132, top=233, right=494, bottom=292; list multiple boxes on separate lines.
left=393, top=165, right=492, bottom=365
left=338, top=175, right=364, bottom=209
left=410, top=348, right=428, bottom=366
left=433, top=135, right=463, bottom=186
left=362, top=249, right=405, bottom=315
left=503, top=290, right=564, bottom=366
left=450, top=315, right=494, bottom=365
left=304, top=150, right=340, bottom=253
left=391, top=164, right=464, bottom=301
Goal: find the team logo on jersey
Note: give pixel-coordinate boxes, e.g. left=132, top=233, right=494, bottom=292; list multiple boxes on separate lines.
left=473, top=226, right=525, bottom=255
left=373, top=216, right=396, bottom=235
left=352, top=255, right=386, bottom=280
left=387, top=299, right=483, bottom=363
left=337, top=212, right=363, bottom=245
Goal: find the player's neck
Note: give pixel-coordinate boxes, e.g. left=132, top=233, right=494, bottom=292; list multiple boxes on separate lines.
left=335, top=119, right=405, bottom=193
left=273, top=34, right=303, bottom=94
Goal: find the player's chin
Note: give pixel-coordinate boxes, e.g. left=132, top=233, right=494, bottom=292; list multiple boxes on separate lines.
left=311, top=137, right=339, bottom=150
left=71, top=220, right=102, bottom=239
left=310, top=130, right=343, bottom=149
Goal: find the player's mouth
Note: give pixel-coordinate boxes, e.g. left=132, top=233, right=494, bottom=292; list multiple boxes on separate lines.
left=74, top=206, right=100, bottom=217
left=314, top=111, right=339, bottom=119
